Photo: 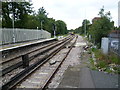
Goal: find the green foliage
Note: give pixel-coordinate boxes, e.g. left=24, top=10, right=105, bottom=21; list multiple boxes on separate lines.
left=36, top=7, right=68, bottom=36
left=2, top=2, right=68, bottom=36
left=105, top=68, right=112, bottom=73
left=109, top=54, right=120, bottom=64
left=114, top=26, right=120, bottom=30
left=96, top=60, right=107, bottom=68
left=44, top=18, right=56, bottom=35
left=56, top=20, right=68, bottom=35
left=74, top=26, right=82, bottom=34
left=91, top=48, right=97, bottom=52
left=90, top=49, right=120, bottom=74
left=89, top=7, right=114, bottom=46
left=37, top=7, right=48, bottom=16
left=25, top=15, right=39, bottom=29
left=89, top=58, right=94, bottom=65
left=94, top=49, right=120, bottom=65
left=89, top=57, right=98, bottom=70
left=2, top=2, right=33, bottom=28
left=73, top=19, right=91, bottom=35
left=81, top=19, right=90, bottom=34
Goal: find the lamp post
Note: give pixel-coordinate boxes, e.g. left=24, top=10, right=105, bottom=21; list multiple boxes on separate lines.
left=37, top=27, right=38, bottom=39
left=41, top=20, right=44, bottom=30
left=119, top=34, right=120, bottom=57
left=84, top=19, right=86, bottom=36
left=53, top=23, right=57, bottom=38
left=12, top=3, right=15, bottom=43
left=40, top=20, right=44, bottom=39
left=84, top=8, right=87, bottom=37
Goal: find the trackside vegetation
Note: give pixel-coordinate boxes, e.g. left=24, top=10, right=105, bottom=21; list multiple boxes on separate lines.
left=1, top=2, right=68, bottom=36
left=73, top=7, right=118, bottom=48
left=72, top=6, right=120, bottom=74
left=89, top=48, right=120, bottom=74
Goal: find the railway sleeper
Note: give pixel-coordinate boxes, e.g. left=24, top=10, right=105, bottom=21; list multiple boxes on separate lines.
left=1, top=36, right=73, bottom=76
left=2, top=36, right=74, bottom=90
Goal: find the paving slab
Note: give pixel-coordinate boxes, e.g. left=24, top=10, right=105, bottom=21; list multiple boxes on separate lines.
left=58, top=66, right=80, bottom=88
left=57, top=65, right=119, bottom=89
left=79, top=67, right=95, bottom=88
left=90, top=70, right=119, bottom=88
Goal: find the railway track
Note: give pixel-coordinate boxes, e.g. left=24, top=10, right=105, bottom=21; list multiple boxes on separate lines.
left=41, top=36, right=78, bottom=89
left=16, top=35, right=77, bottom=89
left=1, top=35, right=76, bottom=90
left=1, top=39, right=57, bottom=74
left=1, top=35, right=71, bottom=76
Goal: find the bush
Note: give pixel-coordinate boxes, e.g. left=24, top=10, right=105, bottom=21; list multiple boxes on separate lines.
left=96, top=60, right=107, bottom=68
left=91, top=49, right=120, bottom=74
left=91, top=48, right=97, bottom=52
left=109, top=54, right=120, bottom=64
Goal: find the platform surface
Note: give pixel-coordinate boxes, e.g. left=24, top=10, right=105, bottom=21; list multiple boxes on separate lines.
left=0, top=38, right=56, bottom=52
left=58, top=66, right=119, bottom=88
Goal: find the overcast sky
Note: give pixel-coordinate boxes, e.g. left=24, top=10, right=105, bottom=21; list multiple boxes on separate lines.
left=32, top=0, right=119, bottom=30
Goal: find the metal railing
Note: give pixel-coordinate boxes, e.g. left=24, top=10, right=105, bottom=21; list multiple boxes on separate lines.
left=0, top=28, right=51, bottom=45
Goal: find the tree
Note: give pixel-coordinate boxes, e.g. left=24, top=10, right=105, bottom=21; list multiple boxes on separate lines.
left=89, top=7, right=114, bottom=47
left=2, top=2, right=12, bottom=28
left=74, top=26, right=82, bottom=34
left=56, top=20, right=68, bottom=35
left=37, top=7, right=48, bottom=16
left=114, top=26, right=120, bottom=30
left=25, top=14, right=39, bottom=29
left=2, top=2, right=33, bottom=28
left=36, top=7, right=48, bottom=30
left=2, top=3, right=68, bottom=36
left=81, top=19, right=90, bottom=35
left=45, top=18, right=55, bottom=35
left=35, top=7, right=68, bottom=36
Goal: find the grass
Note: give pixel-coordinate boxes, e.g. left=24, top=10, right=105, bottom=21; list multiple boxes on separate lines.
left=94, top=49, right=120, bottom=65
left=96, top=60, right=107, bottom=68
left=89, top=48, right=120, bottom=74
left=89, top=58, right=97, bottom=70
left=109, top=54, right=120, bottom=64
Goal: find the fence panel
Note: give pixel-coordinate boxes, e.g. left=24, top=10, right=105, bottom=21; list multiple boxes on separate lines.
left=0, top=28, right=51, bottom=45
left=109, top=37, right=120, bottom=57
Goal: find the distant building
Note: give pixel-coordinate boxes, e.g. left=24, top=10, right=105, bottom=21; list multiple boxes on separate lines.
left=118, top=1, right=120, bottom=27
left=108, top=30, right=120, bottom=38
left=92, top=17, right=101, bottom=24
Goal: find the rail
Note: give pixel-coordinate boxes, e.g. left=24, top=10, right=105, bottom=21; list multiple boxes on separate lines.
left=2, top=35, right=75, bottom=90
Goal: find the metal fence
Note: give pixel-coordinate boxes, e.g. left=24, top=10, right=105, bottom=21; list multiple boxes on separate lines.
left=108, top=36, right=120, bottom=57
left=0, top=28, right=51, bottom=45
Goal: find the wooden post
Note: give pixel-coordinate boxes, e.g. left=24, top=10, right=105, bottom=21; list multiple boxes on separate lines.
left=22, top=54, right=29, bottom=68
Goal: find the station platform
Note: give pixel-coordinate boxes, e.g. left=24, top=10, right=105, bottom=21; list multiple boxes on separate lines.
left=0, top=38, right=56, bottom=52
left=57, top=35, right=119, bottom=89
